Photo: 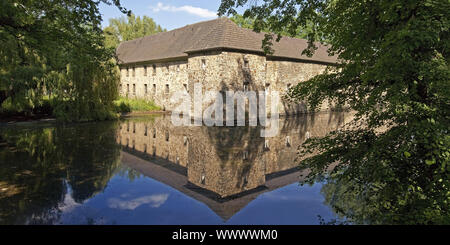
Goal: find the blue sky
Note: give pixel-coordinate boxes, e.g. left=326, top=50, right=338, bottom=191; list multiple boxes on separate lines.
left=99, top=0, right=236, bottom=30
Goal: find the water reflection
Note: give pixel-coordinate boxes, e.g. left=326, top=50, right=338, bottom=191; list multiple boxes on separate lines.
left=0, top=112, right=351, bottom=224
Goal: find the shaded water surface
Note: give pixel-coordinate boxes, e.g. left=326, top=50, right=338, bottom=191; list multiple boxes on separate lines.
left=0, top=113, right=350, bottom=224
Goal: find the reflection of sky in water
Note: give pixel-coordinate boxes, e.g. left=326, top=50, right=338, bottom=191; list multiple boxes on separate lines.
left=57, top=170, right=336, bottom=225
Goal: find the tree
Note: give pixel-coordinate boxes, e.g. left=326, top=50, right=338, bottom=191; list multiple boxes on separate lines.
left=0, top=0, right=129, bottom=121
left=230, top=13, right=318, bottom=40
left=219, top=0, right=450, bottom=224
left=103, top=14, right=166, bottom=49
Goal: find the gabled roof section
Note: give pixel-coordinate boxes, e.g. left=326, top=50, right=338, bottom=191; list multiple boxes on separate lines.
left=116, top=17, right=337, bottom=65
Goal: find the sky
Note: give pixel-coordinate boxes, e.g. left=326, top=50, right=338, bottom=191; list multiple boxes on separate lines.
left=99, top=0, right=236, bottom=30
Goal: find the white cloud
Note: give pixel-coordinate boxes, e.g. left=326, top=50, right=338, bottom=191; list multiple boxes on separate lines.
left=150, top=2, right=217, bottom=18
left=108, top=194, right=169, bottom=210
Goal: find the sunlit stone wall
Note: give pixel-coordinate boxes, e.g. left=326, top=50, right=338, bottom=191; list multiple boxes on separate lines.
left=119, top=50, right=333, bottom=115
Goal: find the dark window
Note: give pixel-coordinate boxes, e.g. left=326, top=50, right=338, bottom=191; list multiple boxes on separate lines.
left=126, top=68, right=129, bottom=77
left=144, top=84, right=148, bottom=94
left=244, top=59, right=249, bottom=69
left=144, top=125, right=148, bottom=136
left=165, top=84, right=169, bottom=94
left=177, top=64, right=180, bottom=72
left=144, top=66, right=147, bottom=76
left=152, top=64, right=156, bottom=75
left=152, top=84, right=156, bottom=94
left=132, top=67, right=135, bottom=77
left=165, top=132, right=169, bottom=142
left=201, top=59, right=206, bottom=69
left=127, top=84, right=130, bottom=93
left=133, top=84, right=136, bottom=94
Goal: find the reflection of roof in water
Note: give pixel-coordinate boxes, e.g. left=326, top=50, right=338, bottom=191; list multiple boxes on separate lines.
left=120, top=149, right=307, bottom=221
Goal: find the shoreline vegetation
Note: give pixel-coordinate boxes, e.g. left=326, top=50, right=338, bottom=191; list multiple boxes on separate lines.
left=0, top=97, right=163, bottom=124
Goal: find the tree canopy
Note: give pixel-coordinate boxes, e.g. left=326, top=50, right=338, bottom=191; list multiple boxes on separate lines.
left=0, top=0, right=129, bottom=121
left=103, top=14, right=166, bottom=49
left=219, top=0, right=450, bottom=224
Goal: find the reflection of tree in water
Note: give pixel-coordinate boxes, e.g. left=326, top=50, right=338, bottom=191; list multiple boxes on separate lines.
left=0, top=121, right=121, bottom=224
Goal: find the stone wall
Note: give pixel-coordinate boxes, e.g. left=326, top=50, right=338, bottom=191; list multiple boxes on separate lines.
left=119, top=50, right=332, bottom=115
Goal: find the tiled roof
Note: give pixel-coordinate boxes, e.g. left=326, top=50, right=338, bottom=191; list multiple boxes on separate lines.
left=116, top=17, right=337, bottom=64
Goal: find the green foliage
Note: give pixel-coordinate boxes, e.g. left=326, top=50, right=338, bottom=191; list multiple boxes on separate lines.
left=103, top=14, right=166, bottom=49
left=0, top=0, right=129, bottom=121
left=220, top=0, right=450, bottom=224
left=113, top=97, right=161, bottom=113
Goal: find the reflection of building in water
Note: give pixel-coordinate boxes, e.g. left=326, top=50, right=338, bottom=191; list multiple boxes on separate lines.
left=117, top=113, right=351, bottom=220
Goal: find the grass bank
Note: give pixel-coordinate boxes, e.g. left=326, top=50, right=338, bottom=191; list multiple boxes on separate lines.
left=113, top=97, right=161, bottom=113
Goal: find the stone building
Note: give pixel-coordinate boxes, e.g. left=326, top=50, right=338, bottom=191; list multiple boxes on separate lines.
left=116, top=17, right=337, bottom=115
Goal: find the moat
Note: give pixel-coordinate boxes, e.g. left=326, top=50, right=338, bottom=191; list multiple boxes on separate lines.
left=0, top=113, right=351, bottom=225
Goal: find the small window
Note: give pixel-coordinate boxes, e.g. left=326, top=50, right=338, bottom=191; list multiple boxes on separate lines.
left=119, top=83, right=122, bottom=91
left=243, top=84, right=249, bottom=92
left=152, top=84, right=156, bottom=94
left=165, top=84, right=169, bottom=94
left=126, top=68, right=129, bottom=77
left=244, top=59, right=249, bottom=69
left=132, top=122, right=136, bottom=133
left=153, top=129, right=156, bottom=138
left=144, top=125, right=148, bottom=136
left=127, top=84, right=130, bottom=93
left=132, top=140, right=135, bottom=149
left=286, top=136, right=291, bottom=147
left=165, top=131, right=169, bottom=142
left=133, top=84, right=136, bottom=94
left=144, top=66, right=147, bottom=76
left=144, top=84, right=148, bottom=94
left=143, top=144, right=147, bottom=153
left=177, top=65, right=180, bottom=72
left=152, top=64, right=156, bottom=75
left=166, top=64, right=169, bottom=72
left=132, top=67, right=135, bottom=77
left=201, top=59, right=206, bottom=69
left=126, top=138, right=129, bottom=147
left=126, top=122, right=129, bottom=132
left=264, top=140, right=270, bottom=151
left=183, top=84, right=188, bottom=92
left=152, top=146, right=156, bottom=157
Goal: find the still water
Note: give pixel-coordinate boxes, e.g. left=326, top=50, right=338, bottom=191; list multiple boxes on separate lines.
left=0, top=113, right=350, bottom=225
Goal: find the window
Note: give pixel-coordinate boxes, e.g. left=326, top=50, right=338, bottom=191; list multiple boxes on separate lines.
left=144, top=66, right=147, bottom=76
left=201, top=59, right=206, bottom=69
left=183, top=84, right=188, bottom=92
left=152, top=64, right=156, bottom=75
left=132, top=67, right=136, bottom=77
left=132, top=122, right=136, bottom=133
left=177, top=65, right=180, bottom=72
left=144, top=84, right=148, bottom=94
left=244, top=59, right=249, bottom=69
left=143, top=144, right=147, bottom=153
left=165, top=132, right=169, bottom=142
left=144, top=125, right=148, bottom=136
left=133, top=84, right=136, bottom=94
left=126, top=68, right=129, bottom=77
left=152, top=129, right=156, bottom=138
left=152, top=84, right=156, bottom=94
left=286, top=136, right=291, bottom=147
left=165, top=84, right=169, bottom=94
left=264, top=140, right=270, bottom=151
left=243, top=84, right=249, bottom=92
left=166, top=64, right=169, bottom=72
left=127, top=84, right=130, bottom=93
left=119, top=83, right=122, bottom=91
